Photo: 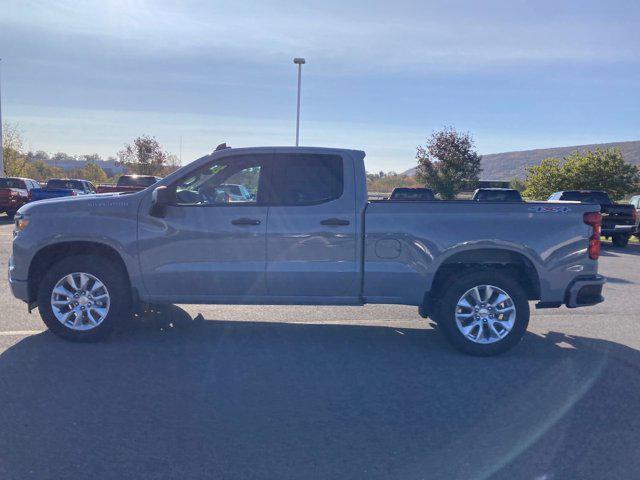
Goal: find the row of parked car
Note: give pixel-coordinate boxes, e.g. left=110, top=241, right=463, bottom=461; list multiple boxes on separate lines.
left=0, top=175, right=161, bottom=220
left=3, top=177, right=639, bottom=247
left=389, top=187, right=640, bottom=247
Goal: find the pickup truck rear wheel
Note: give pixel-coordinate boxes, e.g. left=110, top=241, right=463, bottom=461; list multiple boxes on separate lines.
left=37, top=255, right=132, bottom=341
left=434, top=271, right=529, bottom=356
left=612, top=234, right=630, bottom=247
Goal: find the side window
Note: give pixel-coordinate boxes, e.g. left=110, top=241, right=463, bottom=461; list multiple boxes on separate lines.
left=173, top=155, right=266, bottom=206
left=270, top=154, right=343, bottom=206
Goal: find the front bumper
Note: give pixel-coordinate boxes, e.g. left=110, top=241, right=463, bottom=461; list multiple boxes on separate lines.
left=8, top=255, right=29, bottom=302
left=565, top=275, right=605, bottom=308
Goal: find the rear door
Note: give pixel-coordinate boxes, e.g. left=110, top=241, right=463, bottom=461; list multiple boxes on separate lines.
left=265, top=152, right=359, bottom=301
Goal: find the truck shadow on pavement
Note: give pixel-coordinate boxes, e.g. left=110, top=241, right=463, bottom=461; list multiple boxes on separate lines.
left=1, top=307, right=640, bottom=480
left=601, top=242, right=640, bottom=257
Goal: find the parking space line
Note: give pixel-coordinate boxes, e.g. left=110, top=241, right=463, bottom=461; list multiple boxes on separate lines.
left=0, top=330, right=45, bottom=336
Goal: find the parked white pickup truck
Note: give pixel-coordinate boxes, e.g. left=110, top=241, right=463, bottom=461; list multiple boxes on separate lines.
left=9, top=146, right=605, bottom=355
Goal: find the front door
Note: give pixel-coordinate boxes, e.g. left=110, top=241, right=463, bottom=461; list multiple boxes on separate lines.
left=138, top=154, right=271, bottom=301
left=265, top=152, right=359, bottom=301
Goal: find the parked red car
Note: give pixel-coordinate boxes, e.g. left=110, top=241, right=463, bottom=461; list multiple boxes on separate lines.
left=0, top=177, right=40, bottom=220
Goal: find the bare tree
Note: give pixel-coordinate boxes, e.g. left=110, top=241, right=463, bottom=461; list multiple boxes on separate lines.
left=117, top=135, right=168, bottom=176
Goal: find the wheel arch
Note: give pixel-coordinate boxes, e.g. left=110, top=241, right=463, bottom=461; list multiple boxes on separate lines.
left=424, top=247, right=541, bottom=310
left=28, top=241, right=134, bottom=303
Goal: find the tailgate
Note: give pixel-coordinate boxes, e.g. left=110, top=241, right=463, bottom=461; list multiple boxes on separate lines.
left=602, top=204, right=636, bottom=228
left=0, top=188, right=13, bottom=202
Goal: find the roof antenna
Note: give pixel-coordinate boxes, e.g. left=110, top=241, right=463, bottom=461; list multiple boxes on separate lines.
left=214, top=143, right=230, bottom=152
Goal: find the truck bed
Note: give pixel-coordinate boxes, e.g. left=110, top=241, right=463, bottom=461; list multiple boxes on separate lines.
left=29, top=188, right=78, bottom=202
left=363, top=199, right=599, bottom=306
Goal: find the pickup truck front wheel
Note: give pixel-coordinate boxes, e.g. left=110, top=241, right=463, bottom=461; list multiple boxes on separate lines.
left=37, top=255, right=132, bottom=341
left=434, top=271, right=530, bottom=356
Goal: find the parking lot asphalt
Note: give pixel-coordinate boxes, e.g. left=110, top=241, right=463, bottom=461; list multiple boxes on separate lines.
left=0, top=217, right=639, bottom=480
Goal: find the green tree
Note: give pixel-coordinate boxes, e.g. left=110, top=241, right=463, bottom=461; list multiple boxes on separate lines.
left=521, top=158, right=565, bottom=200
left=523, top=148, right=640, bottom=201
left=509, top=178, right=527, bottom=192
left=366, top=171, right=420, bottom=193
left=117, top=135, right=168, bottom=175
left=416, top=127, right=482, bottom=199
left=23, top=160, right=64, bottom=182
left=80, top=162, right=108, bottom=183
left=81, top=153, right=102, bottom=163
left=26, top=150, right=50, bottom=163
left=2, top=122, right=29, bottom=176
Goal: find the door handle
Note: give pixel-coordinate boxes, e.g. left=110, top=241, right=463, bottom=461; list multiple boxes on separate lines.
left=231, top=218, right=261, bottom=226
left=320, top=218, right=350, bottom=226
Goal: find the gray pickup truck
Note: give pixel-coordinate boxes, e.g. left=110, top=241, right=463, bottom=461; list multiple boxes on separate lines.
left=8, top=146, right=605, bottom=355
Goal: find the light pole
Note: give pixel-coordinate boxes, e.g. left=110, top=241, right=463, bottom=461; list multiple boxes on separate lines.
left=0, top=58, right=4, bottom=177
left=293, top=57, right=305, bottom=146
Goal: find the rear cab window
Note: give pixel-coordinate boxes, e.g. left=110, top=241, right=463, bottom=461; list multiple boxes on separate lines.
left=118, top=176, right=160, bottom=188
left=0, top=178, right=27, bottom=189
left=559, top=191, right=611, bottom=204
left=268, top=154, right=343, bottom=206
left=475, top=190, right=522, bottom=202
left=390, top=188, right=436, bottom=201
left=47, top=179, right=84, bottom=190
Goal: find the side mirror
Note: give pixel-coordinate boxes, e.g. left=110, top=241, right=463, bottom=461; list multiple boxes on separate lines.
left=150, top=186, right=169, bottom=218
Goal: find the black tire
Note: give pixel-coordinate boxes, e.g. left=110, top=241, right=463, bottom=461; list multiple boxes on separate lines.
left=432, top=270, right=530, bottom=356
left=6, top=211, right=15, bottom=221
left=37, top=254, right=132, bottom=341
left=612, top=234, right=630, bottom=247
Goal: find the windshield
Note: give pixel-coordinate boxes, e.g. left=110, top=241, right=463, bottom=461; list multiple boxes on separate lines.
left=47, top=179, right=84, bottom=190
left=0, top=178, right=26, bottom=189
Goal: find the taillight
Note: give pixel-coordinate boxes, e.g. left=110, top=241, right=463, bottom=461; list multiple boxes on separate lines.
left=633, top=208, right=638, bottom=225
left=28, top=190, right=32, bottom=201
left=583, top=212, right=602, bottom=260
left=71, top=191, right=77, bottom=196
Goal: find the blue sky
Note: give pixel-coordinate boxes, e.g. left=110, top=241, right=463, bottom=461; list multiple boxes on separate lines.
left=1, top=0, right=639, bottom=172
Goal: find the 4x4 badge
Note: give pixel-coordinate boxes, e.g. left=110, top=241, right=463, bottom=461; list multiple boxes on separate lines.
left=528, top=206, right=571, bottom=213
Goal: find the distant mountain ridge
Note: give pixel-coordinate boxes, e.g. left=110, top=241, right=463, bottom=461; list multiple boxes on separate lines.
left=402, top=140, right=640, bottom=181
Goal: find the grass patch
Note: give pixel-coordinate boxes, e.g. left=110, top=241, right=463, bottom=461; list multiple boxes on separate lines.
left=601, top=235, right=639, bottom=244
